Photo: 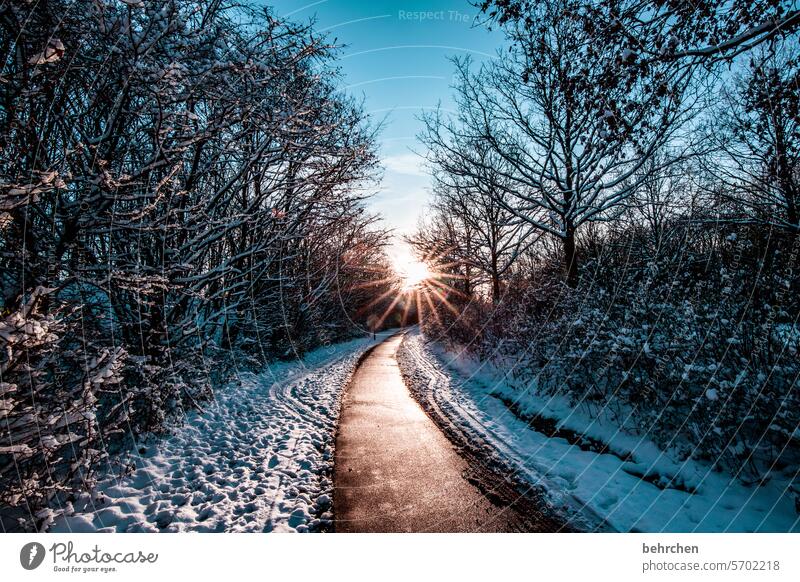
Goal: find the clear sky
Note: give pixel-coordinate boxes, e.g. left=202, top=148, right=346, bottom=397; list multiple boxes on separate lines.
left=266, top=0, right=503, bottom=256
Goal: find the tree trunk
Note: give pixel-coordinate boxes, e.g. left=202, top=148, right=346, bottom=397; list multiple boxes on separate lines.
left=563, top=226, right=579, bottom=288
left=463, top=262, right=472, bottom=297
left=490, top=254, right=501, bottom=303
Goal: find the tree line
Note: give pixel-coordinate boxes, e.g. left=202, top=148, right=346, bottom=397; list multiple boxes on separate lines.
left=411, top=0, right=799, bottom=488
left=0, top=0, right=393, bottom=530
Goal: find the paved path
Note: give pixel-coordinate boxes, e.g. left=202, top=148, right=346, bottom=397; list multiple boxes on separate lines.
left=334, top=334, right=546, bottom=532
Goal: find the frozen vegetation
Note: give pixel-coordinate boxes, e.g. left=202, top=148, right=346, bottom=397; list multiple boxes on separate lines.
left=47, top=337, right=381, bottom=533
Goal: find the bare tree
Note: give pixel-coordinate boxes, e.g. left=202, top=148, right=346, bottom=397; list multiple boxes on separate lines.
left=409, top=203, right=478, bottom=299
left=423, top=142, right=535, bottom=302
left=707, top=41, right=799, bottom=236
left=422, top=0, right=696, bottom=286
left=480, top=0, right=800, bottom=72
left=0, top=0, right=387, bottom=529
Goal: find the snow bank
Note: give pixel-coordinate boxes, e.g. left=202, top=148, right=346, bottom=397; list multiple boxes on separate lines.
left=49, top=335, right=383, bottom=533
left=398, top=330, right=800, bottom=533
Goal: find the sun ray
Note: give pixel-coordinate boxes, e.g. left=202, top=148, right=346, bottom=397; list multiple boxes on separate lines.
left=348, top=276, right=398, bottom=291
left=427, top=277, right=470, bottom=300
left=375, top=292, right=405, bottom=329
left=400, top=294, right=413, bottom=326
left=355, top=287, right=399, bottom=316
left=428, top=261, right=467, bottom=277
left=424, top=283, right=461, bottom=317
left=420, top=287, right=442, bottom=325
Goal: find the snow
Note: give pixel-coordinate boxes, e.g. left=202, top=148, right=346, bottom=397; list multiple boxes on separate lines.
left=28, top=39, right=65, bottom=65
left=398, top=329, right=800, bottom=533
left=48, top=335, right=386, bottom=533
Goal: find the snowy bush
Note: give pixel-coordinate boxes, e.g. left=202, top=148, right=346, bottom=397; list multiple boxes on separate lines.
left=423, top=219, right=800, bottom=486
left=1, top=0, right=390, bottom=529
left=0, top=288, right=129, bottom=530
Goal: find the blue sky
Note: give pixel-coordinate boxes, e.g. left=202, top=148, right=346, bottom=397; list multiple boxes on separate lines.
left=266, top=0, right=503, bottom=249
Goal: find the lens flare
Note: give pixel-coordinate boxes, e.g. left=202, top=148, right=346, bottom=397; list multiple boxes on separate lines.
left=390, top=245, right=433, bottom=290
left=398, top=259, right=432, bottom=290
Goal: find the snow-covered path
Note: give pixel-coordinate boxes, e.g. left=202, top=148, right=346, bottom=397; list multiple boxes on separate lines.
left=398, top=330, right=800, bottom=533
left=49, top=335, right=384, bottom=533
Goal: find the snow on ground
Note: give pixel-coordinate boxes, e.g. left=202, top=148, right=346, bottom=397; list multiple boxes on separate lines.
left=49, top=334, right=387, bottom=533
left=398, top=329, right=800, bottom=533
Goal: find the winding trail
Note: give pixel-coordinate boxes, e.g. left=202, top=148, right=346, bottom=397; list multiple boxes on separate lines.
left=334, top=333, right=562, bottom=532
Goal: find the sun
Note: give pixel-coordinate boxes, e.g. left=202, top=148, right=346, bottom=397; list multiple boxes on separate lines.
left=354, top=243, right=458, bottom=329
left=390, top=245, right=432, bottom=291
left=398, top=259, right=432, bottom=290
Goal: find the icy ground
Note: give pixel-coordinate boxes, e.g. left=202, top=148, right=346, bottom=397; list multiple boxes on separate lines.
left=48, top=335, right=385, bottom=533
left=398, top=329, right=800, bottom=533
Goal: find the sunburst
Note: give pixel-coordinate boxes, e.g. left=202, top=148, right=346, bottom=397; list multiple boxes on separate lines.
left=349, top=244, right=466, bottom=330
left=396, top=257, right=433, bottom=291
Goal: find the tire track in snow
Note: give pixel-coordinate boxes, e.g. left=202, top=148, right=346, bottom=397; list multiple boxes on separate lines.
left=397, top=330, right=612, bottom=531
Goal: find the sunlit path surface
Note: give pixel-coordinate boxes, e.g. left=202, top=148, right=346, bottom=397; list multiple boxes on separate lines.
left=334, top=334, right=552, bottom=532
